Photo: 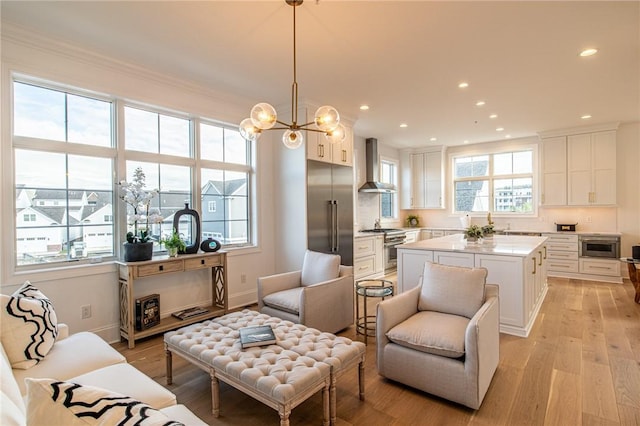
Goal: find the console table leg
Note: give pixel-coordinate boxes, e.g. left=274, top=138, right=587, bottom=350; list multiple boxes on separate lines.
left=165, top=347, right=173, bottom=385
left=211, top=373, right=220, bottom=417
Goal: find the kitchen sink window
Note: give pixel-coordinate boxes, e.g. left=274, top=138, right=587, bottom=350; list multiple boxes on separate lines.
left=380, top=158, right=398, bottom=219
left=9, top=75, right=255, bottom=272
left=453, top=149, right=534, bottom=214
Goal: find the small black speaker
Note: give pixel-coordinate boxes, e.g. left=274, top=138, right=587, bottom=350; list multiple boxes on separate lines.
left=633, top=245, right=640, bottom=260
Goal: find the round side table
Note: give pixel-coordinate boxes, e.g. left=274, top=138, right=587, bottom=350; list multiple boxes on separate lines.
left=620, top=257, right=640, bottom=304
left=355, top=279, right=394, bottom=344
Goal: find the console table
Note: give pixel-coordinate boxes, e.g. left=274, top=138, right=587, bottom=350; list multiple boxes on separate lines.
left=116, top=251, right=227, bottom=348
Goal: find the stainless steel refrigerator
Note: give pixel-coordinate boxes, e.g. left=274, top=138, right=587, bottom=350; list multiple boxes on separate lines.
left=306, top=160, right=354, bottom=266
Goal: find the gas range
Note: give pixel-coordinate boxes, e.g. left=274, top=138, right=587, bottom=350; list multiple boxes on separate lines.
left=361, top=228, right=406, bottom=243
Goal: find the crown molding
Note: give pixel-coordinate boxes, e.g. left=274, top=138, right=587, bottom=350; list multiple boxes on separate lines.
left=537, top=122, right=620, bottom=139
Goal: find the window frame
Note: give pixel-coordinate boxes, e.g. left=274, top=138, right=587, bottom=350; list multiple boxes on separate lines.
left=450, top=144, right=538, bottom=217
left=379, top=156, right=399, bottom=220
left=7, top=74, right=256, bottom=276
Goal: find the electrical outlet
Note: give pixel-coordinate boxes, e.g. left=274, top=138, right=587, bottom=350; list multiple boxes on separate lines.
left=586, top=216, right=592, bottom=223
left=81, top=304, right=91, bottom=319
left=240, top=274, right=247, bottom=284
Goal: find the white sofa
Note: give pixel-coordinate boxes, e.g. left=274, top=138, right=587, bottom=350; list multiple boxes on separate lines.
left=1, top=323, right=206, bottom=426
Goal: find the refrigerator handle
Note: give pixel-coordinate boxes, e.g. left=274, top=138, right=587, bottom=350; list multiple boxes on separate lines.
left=334, top=200, right=339, bottom=252
left=328, top=200, right=335, bottom=251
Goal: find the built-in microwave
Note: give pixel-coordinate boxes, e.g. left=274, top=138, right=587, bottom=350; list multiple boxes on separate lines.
left=579, top=235, right=620, bottom=259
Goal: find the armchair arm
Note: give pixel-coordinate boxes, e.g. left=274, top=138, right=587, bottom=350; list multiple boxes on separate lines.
left=464, top=284, right=500, bottom=406
left=257, top=270, right=302, bottom=310
left=300, top=272, right=354, bottom=333
left=376, top=285, right=420, bottom=374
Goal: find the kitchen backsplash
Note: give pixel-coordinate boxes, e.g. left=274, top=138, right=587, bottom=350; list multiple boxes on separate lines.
left=356, top=192, right=403, bottom=231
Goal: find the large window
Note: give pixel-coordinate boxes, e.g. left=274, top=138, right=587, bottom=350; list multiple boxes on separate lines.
left=11, top=77, right=253, bottom=269
left=453, top=149, right=534, bottom=214
left=380, top=159, right=398, bottom=219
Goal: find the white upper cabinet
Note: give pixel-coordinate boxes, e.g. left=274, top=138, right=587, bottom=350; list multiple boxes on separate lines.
left=541, top=136, right=567, bottom=206
left=401, top=148, right=445, bottom=209
left=307, top=120, right=353, bottom=167
left=539, top=125, right=617, bottom=207
left=567, top=130, right=616, bottom=205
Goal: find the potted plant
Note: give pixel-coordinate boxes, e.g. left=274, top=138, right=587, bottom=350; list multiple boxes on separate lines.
left=162, top=229, right=186, bottom=257
left=406, top=214, right=420, bottom=228
left=119, top=167, right=163, bottom=262
left=482, top=212, right=495, bottom=240
left=464, top=224, right=483, bottom=243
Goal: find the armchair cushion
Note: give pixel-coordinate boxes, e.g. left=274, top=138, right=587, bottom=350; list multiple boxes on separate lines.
left=1, top=281, right=58, bottom=369
left=262, top=287, right=303, bottom=315
left=386, top=311, right=469, bottom=359
left=300, top=250, right=340, bottom=286
left=418, top=262, right=487, bottom=319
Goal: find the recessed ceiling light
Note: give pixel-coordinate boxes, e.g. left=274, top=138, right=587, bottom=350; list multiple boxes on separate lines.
left=463, top=140, right=469, bottom=144
left=476, top=101, right=486, bottom=107
left=579, top=48, right=598, bottom=57
left=581, top=114, right=592, bottom=120
left=496, top=127, right=504, bottom=132
left=359, top=105, right=370, bottom=111
left=505, top=134, right=511, bottom=139
left=430, top=137, right=437, bottom=142
left=400, top=123, right=408, bottom=128
left=458, top=82, right=469, bottom=89
left=489, top=114, right=498, bottom=119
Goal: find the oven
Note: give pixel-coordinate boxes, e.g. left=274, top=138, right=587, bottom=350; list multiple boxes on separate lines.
left=579, top=235, right=620, bottom=259
left=383, top=231, right=407, bottom=273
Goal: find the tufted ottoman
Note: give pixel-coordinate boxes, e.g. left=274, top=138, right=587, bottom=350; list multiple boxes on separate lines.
left=165, top=310, right=365, bottom=425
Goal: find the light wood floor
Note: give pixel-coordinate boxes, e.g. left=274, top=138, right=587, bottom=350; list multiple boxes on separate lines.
left=114, top=276, right=640, bottom=425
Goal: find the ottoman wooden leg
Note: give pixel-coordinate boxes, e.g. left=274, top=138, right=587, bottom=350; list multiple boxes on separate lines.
left=211, top=373, right=220, bottom=417
left=165, top=346, right=173, bottom=385
left=278, top=405, right=291, bottom=426
left=324, top=382, right=330, bottom=426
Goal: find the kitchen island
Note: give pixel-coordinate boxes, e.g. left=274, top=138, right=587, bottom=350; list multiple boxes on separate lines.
left=398, top=234, right=548, bottom=337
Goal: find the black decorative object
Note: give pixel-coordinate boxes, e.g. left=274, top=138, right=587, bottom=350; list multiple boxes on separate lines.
left=172, top=202, right=201, bottom=254
left=123, top=241, right=153, bottom=262
left=201, top=238, right=221, bottom=253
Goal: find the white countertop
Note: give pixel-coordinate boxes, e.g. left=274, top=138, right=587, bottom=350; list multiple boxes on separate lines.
left=398, top=234, right=548, bottom=257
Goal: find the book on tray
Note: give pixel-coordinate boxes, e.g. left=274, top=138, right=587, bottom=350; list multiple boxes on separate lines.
left=172, top=306, right=209, bottom=320
left=239, top=325, right=277, bottom=348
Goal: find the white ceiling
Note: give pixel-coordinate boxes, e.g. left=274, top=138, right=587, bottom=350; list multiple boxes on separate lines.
left=2, top=1, right=639, bottom=149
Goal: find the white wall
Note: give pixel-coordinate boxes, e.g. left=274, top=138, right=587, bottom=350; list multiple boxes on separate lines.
left=1, top=26, right=278, bottom=342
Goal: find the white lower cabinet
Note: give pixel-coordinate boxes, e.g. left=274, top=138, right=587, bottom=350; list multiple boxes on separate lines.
left=579, top=258, right=620, bottom=277
left=434, top=251, right=474, bottom=268
left=398, top=250, right=433, bottom=293
left=354, top=235, right=384, bottom=280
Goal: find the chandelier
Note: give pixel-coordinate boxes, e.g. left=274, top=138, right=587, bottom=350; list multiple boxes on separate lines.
left=239, top=0, right=345, bottom=149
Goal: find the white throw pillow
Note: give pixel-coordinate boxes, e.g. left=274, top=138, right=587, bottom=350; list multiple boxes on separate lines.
left=300, top=250, right=341, bottom=286
left=26, top=378, right=184, bottom=426
left=418, top=262, right=487, bottom=319
left=1, top=281, right=58, bottom=369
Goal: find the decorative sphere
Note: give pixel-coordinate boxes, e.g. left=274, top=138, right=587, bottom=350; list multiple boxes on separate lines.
left=282, top=130, right=304, bottom=149
left=314, top=105, right=340, bottom=132
left=250, top=103, right=277, bottom=130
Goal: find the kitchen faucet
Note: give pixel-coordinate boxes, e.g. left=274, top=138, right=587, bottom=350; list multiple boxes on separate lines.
left=374, top=219, right=381, bottom=230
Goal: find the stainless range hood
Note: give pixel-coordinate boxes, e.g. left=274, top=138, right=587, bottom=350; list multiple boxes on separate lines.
left=358, top=138, right=397, bottom=193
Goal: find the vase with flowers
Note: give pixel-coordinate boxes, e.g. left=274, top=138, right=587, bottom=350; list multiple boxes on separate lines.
left=119, top=167, right=163, bottom=262
left=464, top=224, right=483, bottom=244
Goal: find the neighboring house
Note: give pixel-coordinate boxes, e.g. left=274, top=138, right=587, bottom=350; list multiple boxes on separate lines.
left=201, top=179, right=247, bottom=244
left=16, top=206, right=67, bottom=261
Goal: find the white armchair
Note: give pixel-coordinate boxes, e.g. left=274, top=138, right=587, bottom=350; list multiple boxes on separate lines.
left=376, top=261, right=500, bottom=409
left=257, top=250, right=354, bottom=333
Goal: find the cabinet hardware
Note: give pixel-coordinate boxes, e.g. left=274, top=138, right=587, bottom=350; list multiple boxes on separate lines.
left=538, top=251, right=543, bottom=266
left=532, top=257, right=537, bottom=274
left=159, top=265, right=164, bottom=271
left=201, top=259, right=205, bottom=265
left=543, top=246, right=547, bottom=259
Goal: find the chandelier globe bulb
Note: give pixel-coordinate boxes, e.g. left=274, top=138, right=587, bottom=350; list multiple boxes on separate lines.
left=239, top=118, right=261, bottom=142
left=325, top=123, right=346, bottom=144
left=282, top=129, right=304, bottom=149
left=314, top=105, right=340, bottom=132
left=250, top=103, right=277, bottom=130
